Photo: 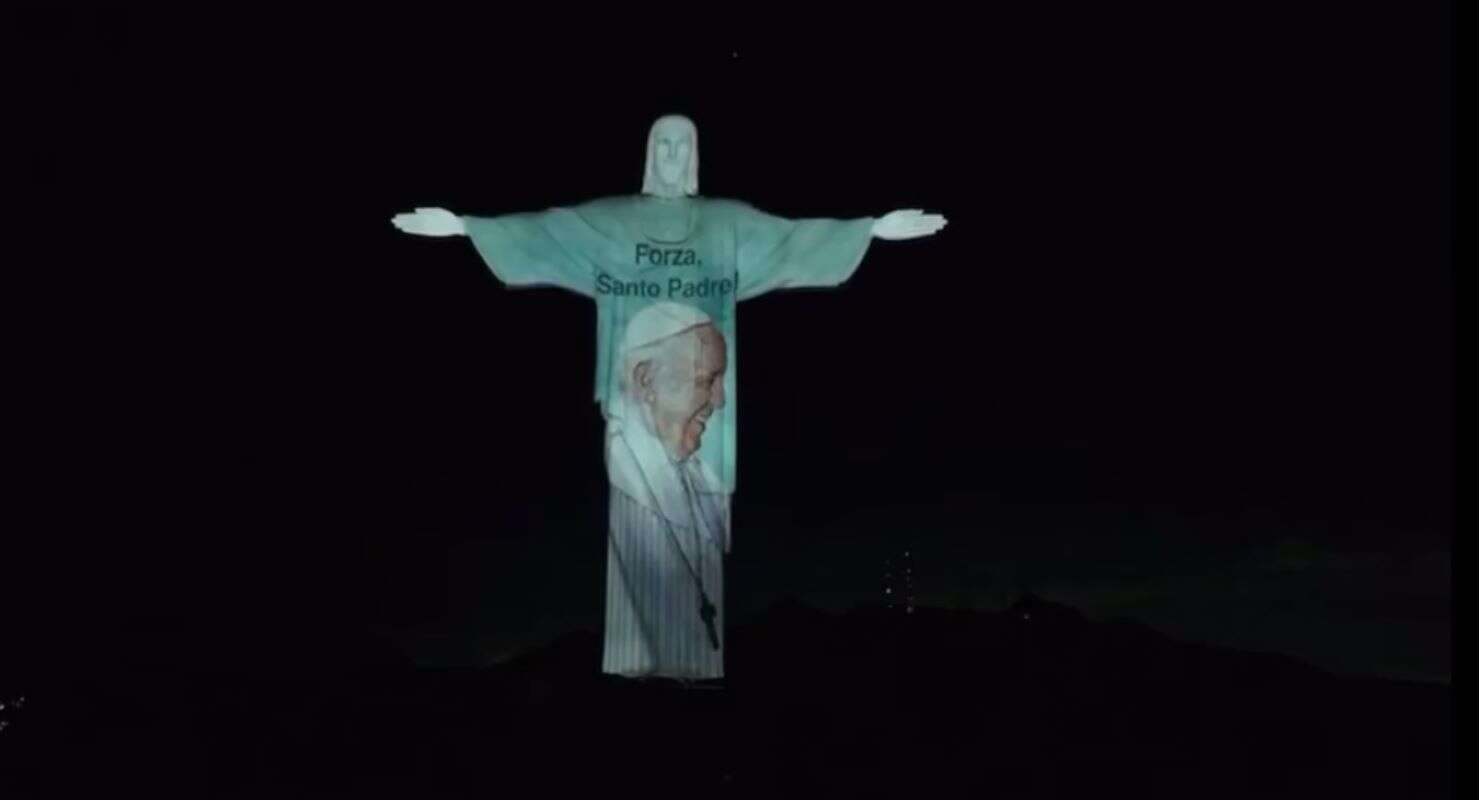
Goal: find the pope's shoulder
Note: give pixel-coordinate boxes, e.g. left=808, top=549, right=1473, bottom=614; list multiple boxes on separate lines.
left=604, top=426, right=642, bottom=474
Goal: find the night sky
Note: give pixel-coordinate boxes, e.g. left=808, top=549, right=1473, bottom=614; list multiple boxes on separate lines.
left=10, top=8, right=1452, bottom=682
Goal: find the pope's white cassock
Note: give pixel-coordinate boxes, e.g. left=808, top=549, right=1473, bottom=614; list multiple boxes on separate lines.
left=601, top=303, right=732, bottom=678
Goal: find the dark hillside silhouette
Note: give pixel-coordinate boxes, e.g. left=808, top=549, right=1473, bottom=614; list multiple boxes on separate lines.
left=0, top=597, right=1451, bottom=798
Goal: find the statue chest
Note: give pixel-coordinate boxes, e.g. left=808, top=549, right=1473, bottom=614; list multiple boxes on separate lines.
left=593, top=212, right=738, bottom=314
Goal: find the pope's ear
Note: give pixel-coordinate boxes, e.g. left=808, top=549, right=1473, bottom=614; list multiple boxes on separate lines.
left=632, top=360, right=655, bottom=391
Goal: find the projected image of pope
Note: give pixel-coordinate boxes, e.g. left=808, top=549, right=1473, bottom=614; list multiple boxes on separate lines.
left=602, top=302, right=731, bottom=680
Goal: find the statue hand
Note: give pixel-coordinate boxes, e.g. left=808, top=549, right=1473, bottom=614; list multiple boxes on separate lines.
left=872, top=209, right=947, bottom=241
left=390, top=207, right=467, bottom=237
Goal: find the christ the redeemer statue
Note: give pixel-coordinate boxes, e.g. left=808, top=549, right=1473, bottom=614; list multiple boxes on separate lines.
left=393, top=114, right=946, bottom=681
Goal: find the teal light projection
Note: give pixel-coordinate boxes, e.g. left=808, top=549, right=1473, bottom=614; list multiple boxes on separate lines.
left=392, top=114, right=946, bottom=681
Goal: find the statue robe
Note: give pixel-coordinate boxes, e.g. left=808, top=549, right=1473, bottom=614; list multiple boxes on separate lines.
left=463, top=195, right=874, bottom=678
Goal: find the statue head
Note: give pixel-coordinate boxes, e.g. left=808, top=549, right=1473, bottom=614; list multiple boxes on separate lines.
left=619, top=302, right=727, bottom=461
left=642, top=114, right=698, bottom=199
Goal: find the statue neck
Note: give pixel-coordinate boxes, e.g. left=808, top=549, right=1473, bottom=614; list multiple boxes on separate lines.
left=639, top=194, right=697, bottom=242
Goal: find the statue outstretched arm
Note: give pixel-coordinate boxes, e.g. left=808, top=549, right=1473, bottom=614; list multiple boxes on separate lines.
left=394, top=203, right=612, bottom=297
left=732, top=204, right=945, bottom=301
left=391, top=207, right=467, bottom=237
left=871, top=209, right=947, bottom=241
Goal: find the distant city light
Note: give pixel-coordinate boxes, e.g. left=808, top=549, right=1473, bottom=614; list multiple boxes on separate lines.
left=884, top=548, right=915, bottom=613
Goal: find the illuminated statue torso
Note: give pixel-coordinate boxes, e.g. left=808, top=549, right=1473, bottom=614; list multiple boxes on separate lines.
left=461, top=193, right=876, bottom=506
left=391, top=114, right=945, bottom=682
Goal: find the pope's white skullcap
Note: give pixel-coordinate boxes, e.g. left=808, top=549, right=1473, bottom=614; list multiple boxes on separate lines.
left=620, top=302, right=713, bottom=354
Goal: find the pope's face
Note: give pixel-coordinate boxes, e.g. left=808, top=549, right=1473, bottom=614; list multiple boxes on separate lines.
left=651, top=122, right=693, bottom=190
left=646, top=324, right=727, bottom=460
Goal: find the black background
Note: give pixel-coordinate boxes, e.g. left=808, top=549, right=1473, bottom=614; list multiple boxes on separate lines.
left=9, top=8, right=1452, bottom=680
